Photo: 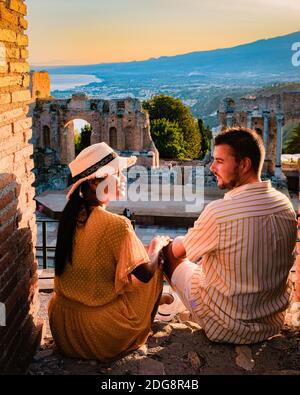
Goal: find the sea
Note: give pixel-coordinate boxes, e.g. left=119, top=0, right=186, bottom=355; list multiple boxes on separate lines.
left=49, top=73, right=102, bottom=91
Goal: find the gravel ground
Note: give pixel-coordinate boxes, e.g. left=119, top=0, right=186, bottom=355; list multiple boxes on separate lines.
left=27, top=292, right=300, bottom=376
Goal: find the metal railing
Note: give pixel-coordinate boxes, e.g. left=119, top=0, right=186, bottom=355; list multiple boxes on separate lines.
left=36, top=219, right=58, bottom=269
left=36, top=210, right=135, bottom=269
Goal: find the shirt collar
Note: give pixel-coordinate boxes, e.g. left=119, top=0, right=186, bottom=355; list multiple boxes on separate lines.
left=224, top=181, right=272, bottom=200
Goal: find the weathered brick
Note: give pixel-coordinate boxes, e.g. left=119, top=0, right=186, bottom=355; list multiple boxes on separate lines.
left=6, top=47, right=20, bottom=59
left=0, top=201, right=18, bottom=227
left=23, top=128, right=32, bottom=142
left=0, top=107, right=24, bottom=124
left=0, top=173, right=13, bottom=189
left=16, top=33, right=28, bottom=46
left=0, top=0, right=41, bottom=373
left=19, top=48, right=28, bottom=59
left=0, top=64, right=9, bottom=74
left=8, top=0, right=27, bottom=15
left=0, top=154, right=14, bottom=172
left=0, top=135, right=26, bottom=161
left=13, top=117, right=31, bottom=133
left=19, top=16, right=28, bottom=30
left=13, top=144, right=33, bottom=163
left=0, top=29, right=16, bottom=43
left=22, top=74, right=29, bottom=88
left=0, top=183, right=16, bottom=211
left=9, top=61, right=29, bottom=73
left=0, top=93, right=11, bottom=104
left=0, top=124, right=13, bottom=139
left=0, top=231, right=18, bottom=261
left=11, top=89, right=31, bottom=103
left=0, top=218, right=15, bottom=245
left=0, top=75, right=22, bottom=88
left=0, top=4, right=19, bottom=25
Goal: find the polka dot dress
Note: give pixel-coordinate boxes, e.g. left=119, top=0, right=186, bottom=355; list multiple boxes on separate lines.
left=48, top=206, right=163, bottom=361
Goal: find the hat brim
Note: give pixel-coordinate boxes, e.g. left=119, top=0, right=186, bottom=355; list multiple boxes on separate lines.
left=66, top=155, right=137, bottom=200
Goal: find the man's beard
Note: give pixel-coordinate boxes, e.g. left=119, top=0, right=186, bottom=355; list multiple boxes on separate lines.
left=215, top=167, right=240, bottom=190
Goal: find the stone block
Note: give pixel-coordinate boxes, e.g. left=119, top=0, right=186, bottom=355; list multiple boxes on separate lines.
left=16, top=33, right=28, bottom=46
left=9, top=61, right=29, bottom=73
left=11, top=89, right=31, bottom=103
left=0, top=64, right=9, bottom=74
left=19, top=48, right=28, bottom=59
left=22, top=74, right=29, bottom=87
left=8, top=0, right=27, bottom=15
left=6, top=47, right=20, bottom=59
left=0, top=93, right=11, bottom=104
left=0, top=218, right=14, bottom=245
left=0, top=75, right=22, bottom=88
left=0, top=124, right=13, bottom=140
left=13, top=117, right=32, bottom=133
left=0, top=200, right=18, bottom=226
left=0, top=153, right=13, bottom=172
left=0, top=107, right=24, bottom=125
left=0, top=4, right=19, bottom=25
left=0, top=29, right=16, bottom=43
left=13, top=144, right=33, bottom=163
left=19, top=16, right=28, bottom=29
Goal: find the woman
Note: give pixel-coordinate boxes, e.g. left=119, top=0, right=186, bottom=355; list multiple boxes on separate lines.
left=48, top=142, right=169, bottom=361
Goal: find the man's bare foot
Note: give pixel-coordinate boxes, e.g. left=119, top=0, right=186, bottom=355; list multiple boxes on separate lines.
left=159, top=293, right=174, bottom=306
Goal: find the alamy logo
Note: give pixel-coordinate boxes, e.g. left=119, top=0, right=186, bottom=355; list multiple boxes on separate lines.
left=291, top=42, right=300, bottom=66
left=0, top=302, right=6, bottom=326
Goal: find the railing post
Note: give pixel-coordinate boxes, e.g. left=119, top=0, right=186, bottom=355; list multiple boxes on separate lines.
left=42, top=221, right=47, bottom=269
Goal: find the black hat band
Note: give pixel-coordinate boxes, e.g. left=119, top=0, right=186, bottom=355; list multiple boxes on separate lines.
left=71, top=152, right=117, bottom=184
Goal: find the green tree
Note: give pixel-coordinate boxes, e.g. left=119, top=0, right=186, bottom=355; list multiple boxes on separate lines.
left=143, top=94, right=201, bottom=159
left=283, top=123, right=300, bottom=154
left=74, top=124, right=92, bottom=156
left=150, top=118, right=186, bottom=159
left=80, top=124, right=92, bottom=151
left=74, top=129, right=81, bottom=156
left=198, top=118, right=212, bottom=159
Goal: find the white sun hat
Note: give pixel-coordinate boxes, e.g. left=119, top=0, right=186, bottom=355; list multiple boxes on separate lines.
left=66, top=142, right=137, bottom=200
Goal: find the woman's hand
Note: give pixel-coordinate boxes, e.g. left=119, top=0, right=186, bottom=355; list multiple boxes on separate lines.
left=132, top=236, right=172, bottom=283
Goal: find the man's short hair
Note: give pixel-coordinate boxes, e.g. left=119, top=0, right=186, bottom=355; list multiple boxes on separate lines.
left=214, top=127, right=265, bottom=173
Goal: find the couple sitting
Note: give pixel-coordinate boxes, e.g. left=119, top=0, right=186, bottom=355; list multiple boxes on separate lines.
left=48, top=127, right=297, bottom=361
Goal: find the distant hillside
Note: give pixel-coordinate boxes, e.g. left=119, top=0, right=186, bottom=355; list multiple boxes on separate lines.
left=33, top=31, right=300, bottom=78
left=254, top=82, right=300, bottom=97
left=32, top=31, right=300, bottom=126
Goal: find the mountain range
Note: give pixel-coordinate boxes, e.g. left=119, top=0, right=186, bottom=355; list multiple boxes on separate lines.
left=32, top=31, right=300, bottom=126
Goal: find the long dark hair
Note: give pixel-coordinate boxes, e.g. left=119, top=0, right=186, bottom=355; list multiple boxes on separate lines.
left=54, top=181, right=92, bottom=276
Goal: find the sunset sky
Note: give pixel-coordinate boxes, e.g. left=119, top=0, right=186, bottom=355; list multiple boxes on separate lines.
left=27, top=0, right=300, bottom=66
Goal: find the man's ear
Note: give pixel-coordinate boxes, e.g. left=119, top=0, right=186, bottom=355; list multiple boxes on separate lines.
left=240, top=157, right=252, bottom=174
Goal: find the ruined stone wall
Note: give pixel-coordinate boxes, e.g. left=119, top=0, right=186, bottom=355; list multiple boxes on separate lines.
left=0, top=0, right=42, bottom=373
left=218, top=92, right=300, bottom=175
left=29, top=71, right=50, bottom=100
left=31, top=94, right=159, bottom=191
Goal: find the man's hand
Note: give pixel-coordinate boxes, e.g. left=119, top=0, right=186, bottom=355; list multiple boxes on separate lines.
left=171, top=236, right=186, bottom=259
left=162, top=236, right=187, bottom=281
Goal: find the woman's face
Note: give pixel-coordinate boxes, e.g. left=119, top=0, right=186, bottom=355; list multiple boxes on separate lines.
left=96, top=170, right=126, bottom=204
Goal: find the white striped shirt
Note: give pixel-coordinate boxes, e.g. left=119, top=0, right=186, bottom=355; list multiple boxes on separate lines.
left=183, top=181, right=297, bottom=344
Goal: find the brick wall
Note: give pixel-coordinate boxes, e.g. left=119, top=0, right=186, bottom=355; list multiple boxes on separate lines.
left=0, top=0, right=42, bottom=373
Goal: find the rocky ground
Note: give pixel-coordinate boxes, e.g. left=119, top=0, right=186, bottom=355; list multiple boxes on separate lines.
left=26, top=293, right=300, bottom=376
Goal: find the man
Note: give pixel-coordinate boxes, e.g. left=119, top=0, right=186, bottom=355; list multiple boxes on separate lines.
left=163, top=127, right=297, bottom=344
